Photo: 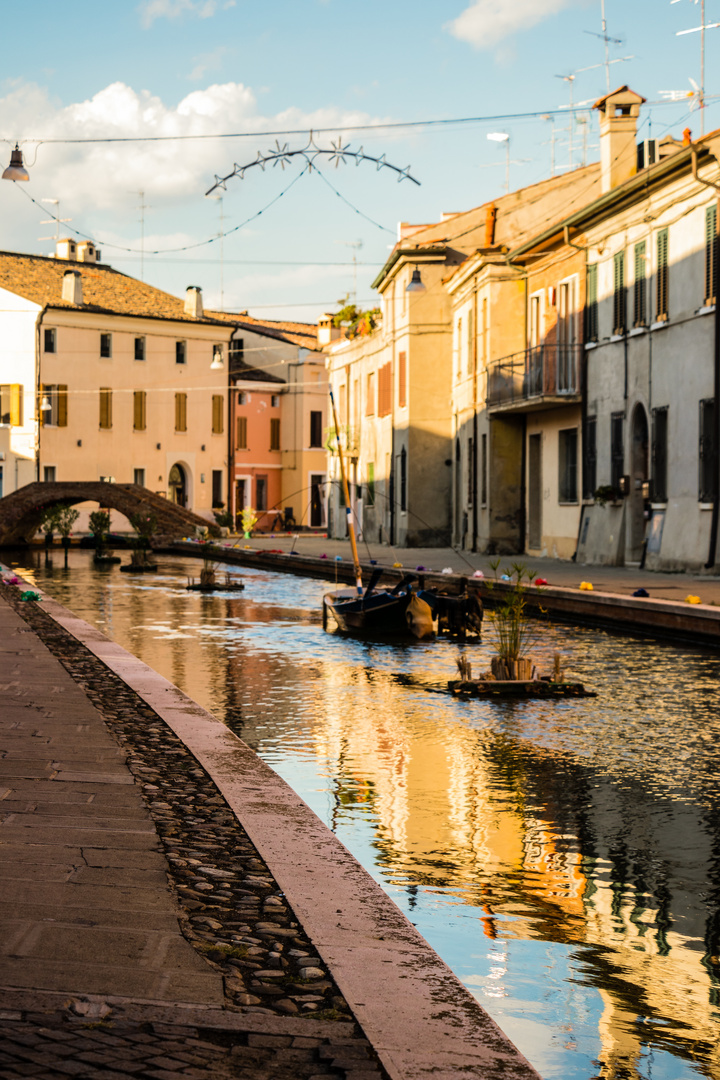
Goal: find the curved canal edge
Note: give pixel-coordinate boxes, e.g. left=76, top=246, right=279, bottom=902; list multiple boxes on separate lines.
left=5, top=572, right=541, bottom=1080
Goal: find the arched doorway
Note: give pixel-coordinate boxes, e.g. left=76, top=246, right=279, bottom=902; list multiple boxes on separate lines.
left=628, top=405, right=649, bottom=562
left=168, top=463, right=187, bottom=508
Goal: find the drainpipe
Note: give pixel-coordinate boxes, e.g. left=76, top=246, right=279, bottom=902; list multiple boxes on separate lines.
left=34, top=306, right=47, bottom=484
left=691, top=146, right=720, bottom=569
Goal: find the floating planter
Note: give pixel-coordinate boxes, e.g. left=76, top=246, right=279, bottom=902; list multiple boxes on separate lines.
left=448, top=677, right=596, bottom=699
left=186, top=572, right=245, bottom=593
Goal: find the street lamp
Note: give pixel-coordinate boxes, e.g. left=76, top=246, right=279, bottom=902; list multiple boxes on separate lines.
left=2, top=145, right=29, bottom=182
left=406, top=267, right=426, bottom=293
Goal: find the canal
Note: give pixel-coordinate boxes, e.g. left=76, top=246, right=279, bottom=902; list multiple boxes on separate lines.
left=9, top=548, right=720, bottom=1080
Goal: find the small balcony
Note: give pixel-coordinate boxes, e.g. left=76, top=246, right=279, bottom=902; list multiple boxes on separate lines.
left=487, top=344, right=583, bottom=414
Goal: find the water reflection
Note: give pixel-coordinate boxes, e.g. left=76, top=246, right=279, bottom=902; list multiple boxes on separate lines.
left=10, top=549, right=720, bottom=1080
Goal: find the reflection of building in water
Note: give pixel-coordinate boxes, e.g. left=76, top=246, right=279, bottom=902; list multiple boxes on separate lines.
left=300, top=678, right=720, bottom=1078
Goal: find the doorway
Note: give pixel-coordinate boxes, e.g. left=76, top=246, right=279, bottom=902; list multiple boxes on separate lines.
left=628, top=405, right=649, bottom=562
left=310, top=474, right=325, bottom=528
left=168, top=463, right=186, bottom=507
left=528, top=434, right=542, bottom=549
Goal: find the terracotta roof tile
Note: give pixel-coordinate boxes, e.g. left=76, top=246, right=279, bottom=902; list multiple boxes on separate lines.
left=207, top=309, right=323, bottom=351
left=0, top=250, right=232, bottom=326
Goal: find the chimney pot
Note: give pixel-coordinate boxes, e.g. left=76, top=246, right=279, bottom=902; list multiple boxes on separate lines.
left=593, top=86, right=646, bottom=193
left=61, top=270, right=83, bottom=306
left=185, top=285, right=203, bottom=318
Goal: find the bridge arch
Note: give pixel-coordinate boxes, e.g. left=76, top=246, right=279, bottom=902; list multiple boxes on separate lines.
left=0, top=482, right=214, bottom=546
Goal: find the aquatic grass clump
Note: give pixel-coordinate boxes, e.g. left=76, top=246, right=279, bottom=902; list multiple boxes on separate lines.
left=486, top=560, right=546, bottom=679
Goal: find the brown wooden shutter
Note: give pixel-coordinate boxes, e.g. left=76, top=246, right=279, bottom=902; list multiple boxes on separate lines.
left=270, top=417, right=280, bottom=450
left=134, top=391, right=146, bottom=431
left=175, top=392, right=187, bottom=432
left=236, top=415, right=247, bottom=449
left=99, top=388, right=112, bottom=429
left=57, top=385, right=68, bottom=427
left=398, top=352, right=407, bottom=408
left=212, top=394, right=224, bottom=434
left=10, top=384, right=23, bottom=427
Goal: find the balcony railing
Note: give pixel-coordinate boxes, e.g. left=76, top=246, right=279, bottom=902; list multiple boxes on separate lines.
left=487, top=343, right=583, bottom=410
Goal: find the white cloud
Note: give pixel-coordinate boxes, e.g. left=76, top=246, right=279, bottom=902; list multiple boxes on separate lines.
left=188, top=46, right=229, bottom=82
left=0, top=80, right=389, bottom=215
left=445, top=0, right=579, bottom=49
left=137, top=0, right=232, bottom=29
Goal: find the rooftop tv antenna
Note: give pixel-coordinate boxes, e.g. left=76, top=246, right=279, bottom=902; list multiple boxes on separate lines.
left=339, top=239, right=363, bottom=302
left=130, top=190, right=150, bottom=281
left=584, top=0, right=625, bottom=91
left=672, top=0, right=720, bottom=135
left=205, top=191, right=226, bottom=310
left=556, top=56, right=633, bottom=169
left=38, top=197, right=71, bottom=245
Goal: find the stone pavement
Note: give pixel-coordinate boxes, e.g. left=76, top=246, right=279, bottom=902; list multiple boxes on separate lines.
left=0, top=592, right=383, bottom=1079
left=228, top=533, right=720, bottom=605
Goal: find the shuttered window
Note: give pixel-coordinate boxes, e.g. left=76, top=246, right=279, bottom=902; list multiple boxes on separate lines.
left=56, top=385, right=67, bottom=427
left=706, top=205, right=717, bottom=305
left=99, top=388, right=112, bottom=430
left=611, top=412, right=624, bottom=493
left=270, top=417, right=280, bottom=450
left=633, top=242, right=647, bottom=327
left=582, top=416, right=597, bottom=499
left=174, top=392, right=187, bottom=432
left=558, top=428, right=579, bottom=503
left=0, top=384, right=24, bottom=426
left=585, top=264, right=598, bottom=342
left=613, top=252, right=626, bottom=334
left=236, top=415, right=247, bottom=449
left=398, top=351, right=407, bottom=407
left=656, top=228, right=669, bottom=320
left=699, top=398, right=716, bottom=502
left=378, top=362, right=392, bottom=417
left=133, top=391, right=146, bottom=431
left=651, top=406, right=668, bottom=502
left=212, top=394, right=224, bottom=434
left=309, top=411, right=323, bottom=447
left=366, top=372, right=375, bottom=416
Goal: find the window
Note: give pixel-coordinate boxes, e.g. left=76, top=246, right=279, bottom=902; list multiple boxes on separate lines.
left=100, top=332, right=112, bottom=358
left=378, top=362, right=392, bottom=417
left=558, top=428, right=578, bottom=503
left=237, top=390, right=247, bottom=405
left=270, top=417, right=280, bottom=451
left=706, top=205, right=717, bottom=305
left=256, top=476, right=267, bottom=512
left=99, top=388, right=112, bottom=430
left=134, top=468, right=145, bottom=487
left=133, top=390, right=146, bottom=431
left=366, top=372, right=375, bottom=416
left=613, top=251, right=626, bottom=334
left=212, top=394, right=224, bottom=434
left=656, top=228, right=669, bottom=320
left=633, top=242, right=647, bottom=327
left=212, top=470, right=223, bottom=507
left=366, top=462, right=375, bottom=506
left=134, top=337, right=146, bottom=361
left=651, top=406, right=668, bottom=502
left=229, top=337, right=244, bottom=367
left=585, top=264, right=598, bottom=342
left=530, top=294, right=542, bottom=347
left=467, top=436, right=474, bottom=505
left=467, top=309, right=474, bottom=375
left=309, top=410, right=323, bottom=448
left=456, top=316, right=463, bottom=377
left=582, top=416, right=597, bottom=499
left=271, top=394, right=280, bottom=408
left=43, top=466, right=56, bottom=483
left=611, top=412, right=625, bottom=493
left=176, top=340, right=187, bottom=365
left=174, top=392, right=187, bottom=432
left=236, top=415, right=248, bottom=449
left=398, top=351, right=407, bottom=408
left=212, top=344, right=224, bottom=367
left=44, top=328, right=56, bottom=353
left=481, top=432, right=488, bottom=506
left=699, top=398, right=716, bottom=502
left=399, top=447, right=407, bottom=511
left=0, top=384, right=24, bottom=426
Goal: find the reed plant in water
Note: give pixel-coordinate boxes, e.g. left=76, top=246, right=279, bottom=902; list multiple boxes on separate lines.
left=486, top=560, right=544, bottom=680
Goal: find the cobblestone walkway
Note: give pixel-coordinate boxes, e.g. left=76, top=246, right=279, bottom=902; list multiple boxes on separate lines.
left=0, top=587, right=384, bottom=1080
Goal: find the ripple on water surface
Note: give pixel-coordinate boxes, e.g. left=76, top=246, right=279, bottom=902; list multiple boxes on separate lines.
left=12, top=549, right=720, bottom=1080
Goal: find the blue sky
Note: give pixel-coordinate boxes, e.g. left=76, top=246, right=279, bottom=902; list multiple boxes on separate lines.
left=0, top=0, right=717, bottom=321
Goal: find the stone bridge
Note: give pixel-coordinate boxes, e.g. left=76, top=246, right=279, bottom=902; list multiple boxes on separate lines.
left=0, top=482, right=214, bottom=546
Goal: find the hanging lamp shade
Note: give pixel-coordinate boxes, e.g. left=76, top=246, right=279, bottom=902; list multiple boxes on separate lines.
left=2, top=145, right=29, bottom=182
left=210, top=348, right=225, bottom=370
left=40, top=396, right=52, bottom=412
left=406, top=267, right=426, bottom=293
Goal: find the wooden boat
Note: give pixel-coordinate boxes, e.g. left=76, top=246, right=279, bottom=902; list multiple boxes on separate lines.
left=323, top=569, right=434, bottom=638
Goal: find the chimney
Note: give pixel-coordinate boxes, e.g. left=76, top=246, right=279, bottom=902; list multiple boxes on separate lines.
left=485, top=203, right=497, bottom=247
left=184, top=285, right=203, bottom=318
left=61, top=270, right=83, bottom=305
left=77, top=240, right=99, bottom=264
left=55, top=238, right=77, bottom=261
left=317, top=315, right=342, bottom=347
left=593, top=86, right=646, bottom=194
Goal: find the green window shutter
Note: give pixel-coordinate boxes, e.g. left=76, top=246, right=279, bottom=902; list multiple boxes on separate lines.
left=656, top=228, right=669, bottom=319
left=706, top=205, right=717, bottom=304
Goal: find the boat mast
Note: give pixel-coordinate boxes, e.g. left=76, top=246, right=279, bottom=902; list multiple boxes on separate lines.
left=329, top=387, right=363, bottom=595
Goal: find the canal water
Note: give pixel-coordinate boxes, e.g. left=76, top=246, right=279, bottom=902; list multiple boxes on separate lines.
left=9, top=549, right=720, bottom=1080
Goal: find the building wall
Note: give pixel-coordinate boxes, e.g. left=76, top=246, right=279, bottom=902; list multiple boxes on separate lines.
left=0, top=287, right=42, bottom=493
left=36, top=310, right=232, bottom=520
left=231, top=381, right=282, bottom=530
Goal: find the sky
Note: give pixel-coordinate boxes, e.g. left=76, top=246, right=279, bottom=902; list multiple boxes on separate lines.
left=0, top=0, right=717, bottom=323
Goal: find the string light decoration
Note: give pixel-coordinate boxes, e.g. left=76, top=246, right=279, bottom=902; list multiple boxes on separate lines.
left=205, top=132, right=420, bottom=196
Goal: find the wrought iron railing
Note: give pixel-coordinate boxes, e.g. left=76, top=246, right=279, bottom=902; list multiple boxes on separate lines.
left=486, top=343, right=583, bottom=408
